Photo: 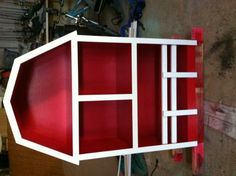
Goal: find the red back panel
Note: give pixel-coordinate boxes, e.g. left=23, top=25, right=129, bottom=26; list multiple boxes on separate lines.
left=78, top=42, right=132, bottom=95
left=79, top=100, right=132, bottom=154
left=137, top=44, right=162, bottom=147
left=177, top=46, right=198, bottom=142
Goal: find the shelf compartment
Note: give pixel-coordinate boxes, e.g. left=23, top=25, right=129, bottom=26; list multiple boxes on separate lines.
left=79, top=100, right=132, bottom=154
left=11, top=42, right=73, bottom=155
left=137, top=44, right=162, bottom=147
left=78, top=42, right=132, bottom=95
left=177, top=46, right=196, bottom=72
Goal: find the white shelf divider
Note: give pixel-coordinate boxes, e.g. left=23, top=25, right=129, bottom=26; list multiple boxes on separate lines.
left=163, top=72, right=197, bottom=78
left=71, top=38, right=80, bottom=164
left=171, top=45, right=177, bottom=143
left=78, top=94, right=132, bottom=102
left=132, top=42, right=138, bottom=149
left=161, top=44, right=168, bottom=144
left=164, top=109, right=198, bottom=117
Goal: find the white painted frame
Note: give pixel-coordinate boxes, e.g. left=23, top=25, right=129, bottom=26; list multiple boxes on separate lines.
left=4, top=31, right=80, bottom=165
left=4, top=31, right=199, bottom=165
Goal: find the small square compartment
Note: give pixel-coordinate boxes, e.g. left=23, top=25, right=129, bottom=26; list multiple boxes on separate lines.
left=78, top=42, right=132, bottom=95
left=177, top=115, right=198, bottom=143
left=177, top=46, right=195, bottom=72
left=137, top=44, right=162, bottom=147
left=79, top=100, right=132, bottom=154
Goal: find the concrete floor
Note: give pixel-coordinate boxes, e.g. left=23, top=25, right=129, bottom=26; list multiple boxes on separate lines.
left=139, top=0, right=236, bottom=175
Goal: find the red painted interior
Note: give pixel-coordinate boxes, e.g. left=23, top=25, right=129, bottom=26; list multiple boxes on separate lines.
left=78, top=42, right=132, bottom=95
left=79, top=100, right=132, bottom=154
left=78, top=42, right=133, bottom=153
left=137, top=44, right=162, bottom=147
left=177, top=46, right=198, bottom=142
left=11, top=42, right=73, bottom=155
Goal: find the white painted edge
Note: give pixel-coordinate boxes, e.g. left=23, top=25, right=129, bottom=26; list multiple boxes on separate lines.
left=126, top=20, right=137, bottom=176
left=3, top=31, right=79, bottom=165
left=163, top=72, right=198, bottom=78
left=76, top=35, right=197, bottom=46
left=71, top=38, right=79, bottom=163
left=79, top=141, right=197, bottom=160
left=78, top=94, right=132, bottom=102
left=171, top=45, right=177, bottom=143
left=3, top=60, right=22, bottom=143
left=137, top=141, right=198, bottom=153
left=161, top=45, right=168, bottom=144
left=164, top=109, right=198, bottom=117
left=132, top=43, right=138, bottom=149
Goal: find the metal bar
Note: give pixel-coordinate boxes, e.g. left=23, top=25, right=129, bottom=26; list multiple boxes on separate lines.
left=124, top=154, right=132, bottom=176
left=117, top=155, right=122, bottom=176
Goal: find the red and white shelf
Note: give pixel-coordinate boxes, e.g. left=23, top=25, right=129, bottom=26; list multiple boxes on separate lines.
left=4, top=31, right=200, bottom=165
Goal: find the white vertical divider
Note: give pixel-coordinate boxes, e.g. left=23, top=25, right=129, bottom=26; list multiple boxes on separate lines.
left=171, top=45, right=177, bottom=143
left=161, top=45, right=168, bottom=144
left=125, top=21, right=137, bottom=176
left=71, top=38, right=79, bottom=163
left=132, top=42, right=138, bottom=148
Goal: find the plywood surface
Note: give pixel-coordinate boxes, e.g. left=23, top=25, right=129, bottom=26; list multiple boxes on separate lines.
left=0, top=109, right=7, bottom=137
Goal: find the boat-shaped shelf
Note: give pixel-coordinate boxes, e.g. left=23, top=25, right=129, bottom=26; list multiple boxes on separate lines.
left=4, top=31, right=201, bottom=165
